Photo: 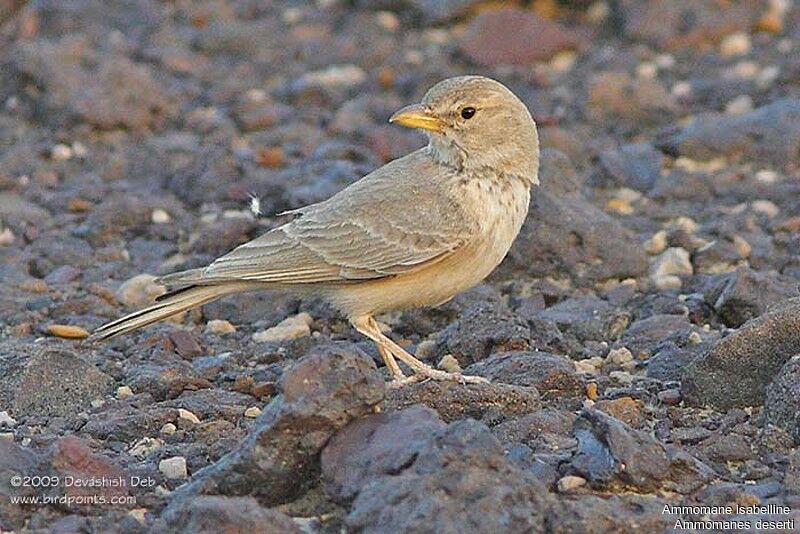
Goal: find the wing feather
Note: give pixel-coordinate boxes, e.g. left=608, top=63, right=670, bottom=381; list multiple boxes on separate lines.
left=169, top=149, right=477, bottom=286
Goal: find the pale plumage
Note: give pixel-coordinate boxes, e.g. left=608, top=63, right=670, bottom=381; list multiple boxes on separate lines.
left=91, top=75, right=540, bottom=385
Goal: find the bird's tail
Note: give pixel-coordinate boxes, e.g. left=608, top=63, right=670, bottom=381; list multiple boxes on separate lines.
left=89, top=283, right=251, bottom=341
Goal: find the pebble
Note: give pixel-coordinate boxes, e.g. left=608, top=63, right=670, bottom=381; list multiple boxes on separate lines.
left=437, top=354, right=462, bottom=374
left=117, top=274, right=167, bottom=308
left=755, top=170, right=780, bottom=184
left=0, top=226, right=14, bottom=246
left=687, top=331, right=702, bottom=344
left=650, top=247, right=693, bottom=280
left=585, top=382, right=598, bottom=400
left=300, top=65, right=366, bottom=88
left=129, top=437, right=163, bottom=458
left=375, top=11, right=399, bottom=32
left=574, top=357, right=603, bottom=375
left=658, top=389, right=682, bottom=406
left=725, top=95, right=753, bottom=115
left=606, top=347, right=633, bottom=365
left=252, top=313, right=313, bottom=343
left=644, top=231, right=668, bottom=255
left=51, top=144, right=73, bottom=160
left=177, top=408, right=200, bottom=424
left=116, top=386, right=134, bottom=399
left=205, top=319, right=236, bottom=335
left=159, top=456, right=188, bottom=480
left=732, top=235, right=751, bottom=258
left=751, top=200, right=779, bottom=218
left=151, top=208, right=171, bottom=224
left=244, top=406, right=262, bottom=418
left=0, top=411, right=17, bottom=427
left=671, top=81, right=692, bottom=98
left=557, top=475, right=587, bottom=492
left=160, top=423, right=177, bottom=435
left=719, top=32, right=751, bottom=58
left=609, top=371, right=634, bottom=385
left=47, top=324, right=89, bottom=339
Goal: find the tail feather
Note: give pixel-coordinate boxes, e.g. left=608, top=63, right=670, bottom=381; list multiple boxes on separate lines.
left=89, top=283, right=250, bottom=341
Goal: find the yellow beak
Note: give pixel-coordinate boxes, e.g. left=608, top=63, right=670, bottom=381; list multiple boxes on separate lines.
left=389, top=104, right=444, bottom=133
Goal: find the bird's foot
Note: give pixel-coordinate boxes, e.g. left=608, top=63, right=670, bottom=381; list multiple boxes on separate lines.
left=389, top=365, right=489, bottom=387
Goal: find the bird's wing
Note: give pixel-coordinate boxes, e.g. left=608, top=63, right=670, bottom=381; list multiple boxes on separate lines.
left=169, top=150, right=477, bottom=286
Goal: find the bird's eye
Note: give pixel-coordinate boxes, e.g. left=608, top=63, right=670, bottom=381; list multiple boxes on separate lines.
left=460, top=107, right=476, bottom=120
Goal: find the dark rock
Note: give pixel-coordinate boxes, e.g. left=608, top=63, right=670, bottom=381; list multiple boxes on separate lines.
left=169, top=331, right=205, bottom=359
left=160, top=345, right=384, bottom=515
left=382, top=380, right=540, bottom=425
left=538, top=296, right=627, bottom=343
left=765, top=356, right=800, bottom=444
left=82, top=406, right=179, bottom=441
left=569, top=409, right=670, bottom=491
left=26, top=234, right=94, bottom=278
left=203, top=291, right=299, bottom=327
left=657, top=99, right=800, bottom=170
left=346, top=419, right=554, bottom=533
left=587, top=71, right=676, bottom=125
left=321, top=405, right=445, bottom=503
left=622, top=313, right=693, bottom=359
left=460, top=7, right=583, bottom=66
left=549, top=495, right=672, bottom=533
left=126, top=362, right=204, bottom=402
left=597, top=143, right=664, bottom=192
left=159, top=389, right=254, bottom=422
left=699, top=433, right=753, bottom=463
left=465, top=350, right=583, bottom=398
left=682, top=297, right=800, bottom=409
left=646, top=338, right=713, bottom=382
left=403, top=0, right=485, bottom=23
left=624, top=0, right=762, bottom=50
left=160, top=496, right=301, bottom=534
left=0, top=344, right=112, bottom=418
left=434, top=301, right=531, bottom=366
left=492, top=410, right=578, bottom=453
left=663, top=446, right=716, bottom=494
left=700, top=268, right=799, bottom=327
left=499, top=187, right=648, bottom=284
left=0, top=440, right=47, bottom=530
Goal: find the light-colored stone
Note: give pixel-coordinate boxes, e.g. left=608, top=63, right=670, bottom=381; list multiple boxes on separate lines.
left=606, top=347, right=633, bottom=365
left=557, top=475, right=587, bottom=492
left=177, top=408, right=200, bottom=424
left=0, top=411, right=17, bottom=427
left=300, top=65, right=366, bottom=89
left=644, top=230, right=668, bottom=255
left=725, top=94, right=753, bottom=115
left=719, top=32, right=751, bottom=58
left=437, top=354, right=462, bottom=374
left=151, top=208, right=171, bottom=224
left=244, top=406, right=262, bottom=418
left=116, top=386, right=134, bottom=399
left=688, top=331, right=702, bottom=344
left=751, top=200, right=779, bottom=218
left=160, top=423, right=177, bottom=435
left=129, top=437, right=163, bottom=458
left=252, top=313, right=313, bottom=343
left=0, top=227, right=14, bottom=246
left=159, top=456, right=188, bottom=480
left=116, top=274, right=167, bottom=308
left=51, top=144, right=73, bottom=160
left=650, top=247, right=693, bottom=279
left=47, top=324, right=89, bottom=339
left=205, top=319, right=236, bottom=335
left=609, top=371, right=634, bottom=385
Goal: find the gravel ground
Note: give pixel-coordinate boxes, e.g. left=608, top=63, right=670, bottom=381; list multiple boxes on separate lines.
left=1, top=0, right=800, bottom=532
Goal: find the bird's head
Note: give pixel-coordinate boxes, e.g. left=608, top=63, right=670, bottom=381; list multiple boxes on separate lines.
left=390, top=75, right=539, bottom=184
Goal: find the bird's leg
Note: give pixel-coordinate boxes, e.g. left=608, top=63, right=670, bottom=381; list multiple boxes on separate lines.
left=350, top=315, right=488, bottom=385
left=351, top=316, right=406, bottom=381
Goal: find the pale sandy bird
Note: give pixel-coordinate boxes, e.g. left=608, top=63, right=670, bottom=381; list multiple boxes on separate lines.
left=91, top=75, right=540, bottom=384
